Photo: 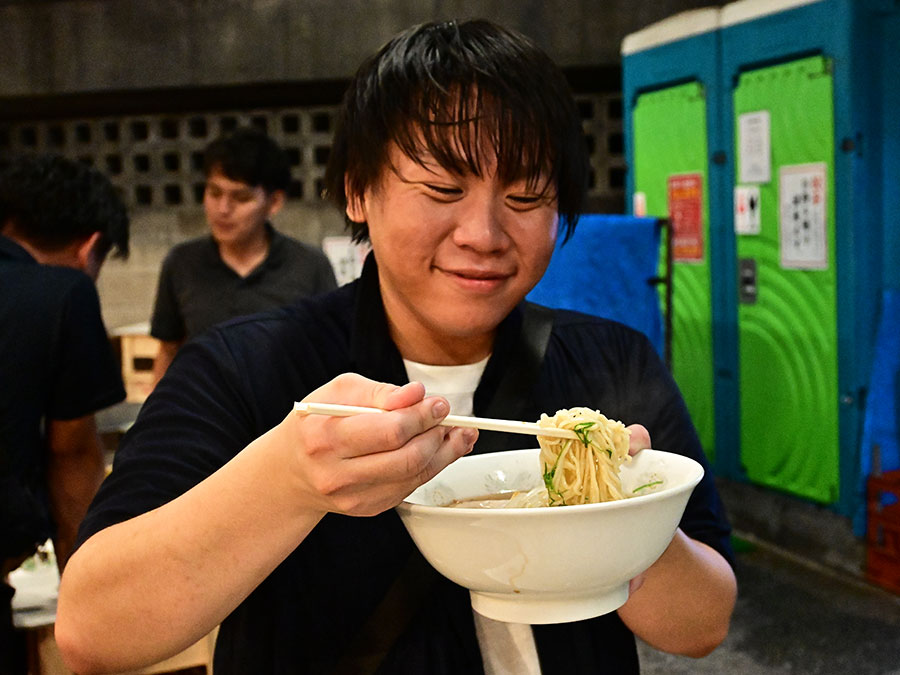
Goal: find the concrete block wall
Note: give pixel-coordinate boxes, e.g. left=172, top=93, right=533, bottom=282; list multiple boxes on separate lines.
left=3, top=91, right=624, bottom=330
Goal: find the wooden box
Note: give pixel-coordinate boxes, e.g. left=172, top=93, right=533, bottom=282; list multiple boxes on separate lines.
left=114, top=327, right=159, bottom=403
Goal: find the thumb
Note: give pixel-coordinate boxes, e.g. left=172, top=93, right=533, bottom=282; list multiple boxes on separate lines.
left=378, top=380, right=427, bottom=411
left=626, top=424, right=651, bottom=457
left=303, top=373, right=422, bottom=409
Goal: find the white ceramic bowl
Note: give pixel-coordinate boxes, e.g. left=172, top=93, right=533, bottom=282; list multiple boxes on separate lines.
left=395, top=448, right=703, bottom=624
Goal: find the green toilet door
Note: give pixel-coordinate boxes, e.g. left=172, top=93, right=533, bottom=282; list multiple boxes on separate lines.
left=733, top=55, right=839, bottom=503
left=633, top=81, right=715, bottom=461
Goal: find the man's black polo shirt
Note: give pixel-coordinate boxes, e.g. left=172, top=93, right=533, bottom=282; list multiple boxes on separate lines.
left=150, top=224, right=337, bottom=342
left=0, top=235, right=124, bottom=554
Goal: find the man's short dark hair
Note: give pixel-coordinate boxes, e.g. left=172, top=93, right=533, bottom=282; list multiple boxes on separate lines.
left=0, top=154, right=129, bottom=259
left=203, top=127, right=292, bottom=194
left=324, top=19, right=589, bottom=243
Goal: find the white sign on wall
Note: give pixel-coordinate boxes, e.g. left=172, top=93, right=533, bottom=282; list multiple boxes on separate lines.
left=632, top=191, right=647, bottom=217
left=322, top=235, right=371, bottom=286
left=738, top=110, right=772, bottom=184
left=734, top=185, right=761, bottom=235
left=778, top=162, right=828, bottom=270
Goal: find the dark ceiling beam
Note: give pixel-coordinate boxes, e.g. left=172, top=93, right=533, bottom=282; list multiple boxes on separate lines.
left=0, top=65, right=621, bottom=123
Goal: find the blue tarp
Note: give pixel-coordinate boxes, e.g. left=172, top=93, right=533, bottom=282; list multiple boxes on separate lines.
left=854, top=288, right=900, bottom=534
left=527, top=214, right=664, bottom=357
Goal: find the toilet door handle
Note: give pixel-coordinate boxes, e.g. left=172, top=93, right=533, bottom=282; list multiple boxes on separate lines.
left=738, top=258, right=757, bottom=304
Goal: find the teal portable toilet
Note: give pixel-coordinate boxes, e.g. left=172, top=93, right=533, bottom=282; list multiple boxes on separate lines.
left=622, top=7, right=726, bottom=466
left=624, top=0, right=900, bottom=520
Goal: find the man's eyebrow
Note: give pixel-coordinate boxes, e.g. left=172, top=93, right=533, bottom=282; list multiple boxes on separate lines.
left=389, top=156, right=447, bottom=182
left=208, top=182, right=256, bottom=195
left=410, top=153, right=445, bottom=172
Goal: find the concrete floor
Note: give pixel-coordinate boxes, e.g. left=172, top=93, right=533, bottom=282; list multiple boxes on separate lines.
left=638, top=536, right=900, bottom=674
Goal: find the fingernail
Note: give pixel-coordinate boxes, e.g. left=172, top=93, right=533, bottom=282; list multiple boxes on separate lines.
left=463, top=428, right=478, bottom=446
left=432, top=399, right=449, bottom=419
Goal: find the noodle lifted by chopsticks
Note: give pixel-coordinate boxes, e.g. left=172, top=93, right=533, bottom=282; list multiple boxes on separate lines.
left=536, top=407, right=631, bottom=505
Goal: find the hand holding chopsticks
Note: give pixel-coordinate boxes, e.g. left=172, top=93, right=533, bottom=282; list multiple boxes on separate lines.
left=294, top=401, right=579, bottom=440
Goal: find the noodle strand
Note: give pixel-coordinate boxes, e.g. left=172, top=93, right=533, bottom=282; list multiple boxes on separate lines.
left=537, top=407, right=631, bottom=506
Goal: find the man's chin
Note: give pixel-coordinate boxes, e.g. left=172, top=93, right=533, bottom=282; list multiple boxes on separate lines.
left=210, top=231, right=234, bottom=246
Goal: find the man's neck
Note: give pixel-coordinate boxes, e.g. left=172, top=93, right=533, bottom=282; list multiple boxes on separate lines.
left=1, top=226, right=82, bottom=270
left=216, top=227, right=270, bottom=278
left=388, top=316, right=495, bottom=366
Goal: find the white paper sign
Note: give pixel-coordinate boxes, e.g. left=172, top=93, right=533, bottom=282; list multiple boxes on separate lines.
left=322, top=235, right=371, bottom=286
left=734, top=185, right=761, bottom=235
left=632, top=191, right=647, bottom=217
left=738, top=111, right=771, bottom=184
left=778, top=163, right=828, bottom=270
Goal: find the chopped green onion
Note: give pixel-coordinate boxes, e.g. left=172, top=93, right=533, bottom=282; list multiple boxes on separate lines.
left=542, top=459, right=566, bottom=506
left=542, top=462, right=554, bottom=489
left=573, top=421, right=595, bottom=447
left=632, top=480, right=664, bottom=493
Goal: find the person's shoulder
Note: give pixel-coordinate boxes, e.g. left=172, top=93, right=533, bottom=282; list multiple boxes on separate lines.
left=277, top=233, right=331, bottom=261
left=273, top=234, right=338, bottom=288
left=157, top=237, right=215, bottom=280
left=11, top=264, right=102, bottom=320
left=287, top=281, right=356, bottom=321
left=194, top=282, right=355, bottom=374
left=536, top=303, right=660, bottom=368
left=26, top=263, right=97, bottom=297
left=544, top=305, right=648, bottom=342
left=218, top=281, right=355, bottom=339
left=164, top=236, right=213, bottom=261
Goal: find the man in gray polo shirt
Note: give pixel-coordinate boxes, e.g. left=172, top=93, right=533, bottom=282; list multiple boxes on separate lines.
left=150, top=127, right=337, bottom=384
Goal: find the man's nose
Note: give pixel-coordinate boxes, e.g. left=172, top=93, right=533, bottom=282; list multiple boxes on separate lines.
left=452, top=199, right=509, bottom=252
left=212, top=195, right=233, bottom=214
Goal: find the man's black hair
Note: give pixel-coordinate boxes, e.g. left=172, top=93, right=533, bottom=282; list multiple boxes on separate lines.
left=0, top=153, right=129, bottom=259
left=324, top=19, right=589, bottom=243
left=203, top=127, right=292, bottom=193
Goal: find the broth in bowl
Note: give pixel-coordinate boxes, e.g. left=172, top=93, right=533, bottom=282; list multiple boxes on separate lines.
left=446, top=492, right=520, bottom=508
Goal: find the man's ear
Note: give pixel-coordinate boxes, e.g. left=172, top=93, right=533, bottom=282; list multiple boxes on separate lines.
left=266, top=189, right=286, bottom=218
left=76, top=231, right=103, bottom=280
left=344, top=177, right=367, bottom=223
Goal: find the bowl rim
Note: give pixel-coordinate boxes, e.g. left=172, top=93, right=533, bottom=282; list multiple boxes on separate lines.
left=396, top=448, right=704, bottom=516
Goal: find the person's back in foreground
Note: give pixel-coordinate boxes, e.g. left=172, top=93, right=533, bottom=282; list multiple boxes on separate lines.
left=149, top=126, right=337, bottom=383
left=57, top=19, right=737, bottom=675
left=0, top=154, right=128, bottom=674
